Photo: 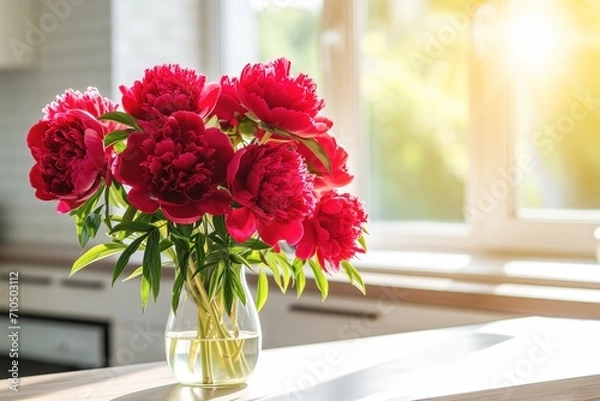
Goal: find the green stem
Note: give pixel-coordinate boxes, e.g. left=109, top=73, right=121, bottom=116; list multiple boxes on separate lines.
left=103, top=186, right=113, bottom=231
left=186, top=259, right=250, bottom=382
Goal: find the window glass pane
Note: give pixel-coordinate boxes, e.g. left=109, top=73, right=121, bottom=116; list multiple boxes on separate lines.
left=363, top=0, right=470, bottom=222
left=514, top=0, right=600, bottom=212
left=255, top=1, right=323, bottom=85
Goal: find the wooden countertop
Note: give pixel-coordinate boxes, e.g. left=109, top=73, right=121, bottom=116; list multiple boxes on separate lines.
left=4, top=316, right=600, bottom=400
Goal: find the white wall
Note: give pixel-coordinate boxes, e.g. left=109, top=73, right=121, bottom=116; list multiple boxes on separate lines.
left=0, top=0, right=112, bottom=249
left=111, top=0, right=204, bottom=96
left=0, top=1, right=210, bottom=251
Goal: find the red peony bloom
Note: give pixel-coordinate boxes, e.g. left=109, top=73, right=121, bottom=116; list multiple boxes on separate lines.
left=27, top=109, right=112, bottom=213
left=43, top=87, right=118, bottom=120
left=209, top=75, right=247, bottom=130
left=114, top=111, right=234, bottom=224
left=120, top=64, right=220, bottom=126
left=297, top=133, right=353, bottom=191
left=236, top=58, right=332, bottom=138
left=226, top=143, right=316, bottom=247
left=295, top=191, right=367, bottom=272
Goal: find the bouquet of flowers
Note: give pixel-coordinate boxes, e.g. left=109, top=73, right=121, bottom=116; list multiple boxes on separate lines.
left=26, top=58, right=367, bottom=385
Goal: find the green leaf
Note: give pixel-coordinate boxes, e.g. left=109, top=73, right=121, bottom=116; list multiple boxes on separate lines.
left=358, top=235, right=367, bottom=251
left=122, top=266, right=143, bottom=282
left=207, top=263, right=224, bottom=301
left=212, top=215, right=227, bottom=239
left=171, top=272, right=185, bottom=314
left=293, top=258, right=306, bottom=298
left=296, top=137, right=332, bottom=173
left=223, top=273, right=234, bottom=315
left=341, top=260, right=366, bottom=295
left=112, top=234, right=148, bottom=285
left=74, top=187, right=105, bottom=247
left=140, top=275, right=151, bottom=309
left=143, top=229, right=162, bottom=301
left=308, top=259, right=329, bottom=300
left=108, top=182, right=130, bottom=209
left=99, top=111, right=141, bottom=131
left=230, top=267, right=247, bottom=305
left=241, top=237, right=271, bottom=251
left=264, top=252, right=283, bottom=290
left=111, top=221, right=154, bottom=235
left=256, top=269, right=269, bottom=312
left=273, top=252, right=292, bottom=292
left=80, top=213, right=102, bottom=247
left=114, top=141, right=126, bottom=153
left=71, top=243, right=127, bottom=276
left=104, top=130, right=132, bottom=147
left=77, top=186, right=104, bottom=216
left=229, top=253, right=253, bottom=268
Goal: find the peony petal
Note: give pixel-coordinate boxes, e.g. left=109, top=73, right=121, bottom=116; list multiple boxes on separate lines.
left=115, top=132, right=148, bottom=186
left=57, top=198, right=84, bottom=214
left=73, top=161, right=100, bottom=195
left=170, top=110, right=205, bottom=135
left=227, top=148, right=246, bottom=189
left=83, top=128, right=106, bottom=170
left=197, top=82, right=221, bottom=118
left=29, top=166, right=55, bottom=201
left=193, top=189, right=232, bottom=216
left=161, top=203, right=204, bottom=224
left=295, top=220, right=317, bottom=260
left=257, top=219, right=304, bottom=247
left=269, top=107, right=312, bottom=134
left=238, top=91, right=272, bottom=123
left=204, top=127, right=235, bottom=183
left=128, top=186, right=159, bottom=214
left=226, top=207, right=257, bottom=243
left=26, top=121, right=50, bottom=159
left=121, top=92, right=141, bottom=116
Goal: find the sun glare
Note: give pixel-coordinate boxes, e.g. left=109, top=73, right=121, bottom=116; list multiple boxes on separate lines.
left=508, top=6, right=562, bottom=70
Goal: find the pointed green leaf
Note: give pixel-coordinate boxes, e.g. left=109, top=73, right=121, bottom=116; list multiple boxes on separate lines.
left=223, top=273, right=234, bottom=315
left=142, top=229, right=162, bottom=301
left=296, top=137, right=332, bottom=173
left=308, top=259, right=329, bottom=300
left=114, top=141, right=126, bottom=153
left=71, top=243, right=127, bottom=276
left=212, top=215, right=227, bottom=239
left=207, top=264, right=224, bottom=301
left=171, top=272, right=186, bottom=314
left=341, top=260, right=366, bottom=295
left=293, top=258, right=306, bottom=298
left=82, top=213, right=102, bottom=246
left=104, top=130, right=132, bottom=147
left=230, top=268, right=247, bottom=305
left=111, top=221, right=154, bottom=235
left=122, top=266, right=143, bottom=282
left=358, top=235, right=367, bottom=251
left=256, top=269, right=268, bottom=312
left=264, top=252, right=283, bottom=289
left=241, top=237, right=271, bottom=251
left=112, top=234, right=148, bottom=285
left=273, top=253, right=292, bottom=292
left=140, top=275, right=151, bottom=310
left=99, top=111, right=141, bottom=131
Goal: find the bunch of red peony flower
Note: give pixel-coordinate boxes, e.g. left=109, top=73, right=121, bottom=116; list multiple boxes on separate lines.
left=27, top=58, right=367, bottom=294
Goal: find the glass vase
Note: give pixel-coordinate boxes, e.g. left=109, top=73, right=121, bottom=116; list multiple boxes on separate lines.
left=165, top=268, right=261, bottom=387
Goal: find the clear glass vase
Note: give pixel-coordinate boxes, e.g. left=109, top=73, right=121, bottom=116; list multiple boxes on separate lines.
left=165, top=268, right=261, bottom=387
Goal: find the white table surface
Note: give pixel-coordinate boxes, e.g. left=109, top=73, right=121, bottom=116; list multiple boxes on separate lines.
left=4, top=316, right=600, bottom=400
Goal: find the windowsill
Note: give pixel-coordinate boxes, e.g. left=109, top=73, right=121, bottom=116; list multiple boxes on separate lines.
left=1, top=244, right=599, bottom=319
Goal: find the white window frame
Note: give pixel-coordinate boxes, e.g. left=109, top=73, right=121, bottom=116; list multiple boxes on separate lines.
left=206, top=0, right=600, bottom=259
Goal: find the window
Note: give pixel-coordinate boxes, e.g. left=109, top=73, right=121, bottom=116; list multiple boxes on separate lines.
left=214, top=0, right=600, bottom=257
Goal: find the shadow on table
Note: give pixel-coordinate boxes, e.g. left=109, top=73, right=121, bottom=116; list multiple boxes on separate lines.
left=111, top=383, right=250, bottom=401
